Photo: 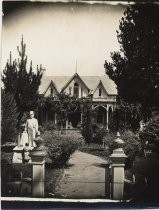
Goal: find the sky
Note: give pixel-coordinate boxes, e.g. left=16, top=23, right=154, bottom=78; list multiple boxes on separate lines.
left=2, top=1, right=126, bottom=76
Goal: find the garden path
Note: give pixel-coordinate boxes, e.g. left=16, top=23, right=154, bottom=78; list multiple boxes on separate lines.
left=54, top=150, right=108, bottom=199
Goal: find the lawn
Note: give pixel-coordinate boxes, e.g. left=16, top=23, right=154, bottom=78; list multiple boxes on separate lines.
left=79, top=143, right=111, bottom=161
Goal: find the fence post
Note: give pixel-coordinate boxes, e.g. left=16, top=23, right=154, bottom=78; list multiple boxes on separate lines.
left=30, top=137, right=47, bottom=198
left=110, top=132, right=127, bottom=200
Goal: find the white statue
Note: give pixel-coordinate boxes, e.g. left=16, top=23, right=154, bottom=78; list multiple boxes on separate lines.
left=25, top=111, right=39, bottom=147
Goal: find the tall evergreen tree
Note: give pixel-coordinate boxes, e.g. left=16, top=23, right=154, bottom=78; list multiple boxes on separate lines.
left=2, top=36, right=44, bottom=122
left=1, top=91, right=18, bottom=143
left=104, top=4, right=159, bottom=119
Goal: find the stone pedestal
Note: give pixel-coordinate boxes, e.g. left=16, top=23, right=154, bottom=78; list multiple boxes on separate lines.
left=110, top=148, right=127, bottom=200
left=30, top=138, right=46, bottom=198
left=12, top=146, right=34, bottom=163
left=12, top=146, right=24, bottom=163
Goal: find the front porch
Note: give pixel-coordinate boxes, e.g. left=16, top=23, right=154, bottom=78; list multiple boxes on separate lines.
left=37, top=102, right=115, bottom=130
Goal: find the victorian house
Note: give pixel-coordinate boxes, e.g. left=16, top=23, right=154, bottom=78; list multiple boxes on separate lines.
left=38, top=73, right=117, bottom=130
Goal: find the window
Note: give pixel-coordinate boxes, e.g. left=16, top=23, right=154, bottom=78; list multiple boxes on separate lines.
left=99, top=88, right=102, bottom=96
left=74, top=82, right=79, bottom=98
left=81, top=88, right=83, bottom=97
left=69, top=86, right=72, bottom=95
left=50, top=87, right=53, bottom=96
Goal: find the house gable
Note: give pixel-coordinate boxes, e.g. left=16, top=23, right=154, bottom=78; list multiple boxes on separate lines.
left=39, top=74, right=117, bottom=97
left=43, top=80, right=59, bottom=97
left=93, top=80, right=109, bottom=98
left=61, top=73, right=90, bottom=97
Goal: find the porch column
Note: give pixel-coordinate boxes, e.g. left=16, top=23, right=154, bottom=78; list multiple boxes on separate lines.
left=81, top=112, right=83, bottom=125
left=66, top=119, right=68, bottom=129
left=55, top=113, right=57, bottom=125
left=79, top=87, right=81, bottom=98
left=106, top=109, right=109, bottom=130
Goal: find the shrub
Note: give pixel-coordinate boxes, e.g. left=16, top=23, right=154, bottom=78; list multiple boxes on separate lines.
left=92, top=123, right=100, bottom=133
left=38, top=121, right=56, bottom=135
left=108, top=101, right=142, bottom=132
left=38, top=125, right=46, bottom=135
left=1, top=91, right=19, bottom=144
left=93, top=126, right=108, bottom=144
left=43, top=131, right=83, bottom=166
left=81, top=105, right=93, bottom=144
left=42, top=121, right=56, bottom=131
left=140, top=115, right=159, bottom=152
left=103, top=132, right=116, bottom=149
left=122, top=130, right=143, bottom=167
left=104, top=130, right=143, bottom=168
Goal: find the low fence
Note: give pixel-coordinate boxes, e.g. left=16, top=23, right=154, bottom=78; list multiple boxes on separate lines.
left=1, top=161, right=148, bottom=200
left=2, top=133, right=150, bottom=200
left=1, top=150, right=127, bottom=200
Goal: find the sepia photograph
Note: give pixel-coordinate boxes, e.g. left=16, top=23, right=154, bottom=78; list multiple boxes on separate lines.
left=1, top=0, right=159, bottom=208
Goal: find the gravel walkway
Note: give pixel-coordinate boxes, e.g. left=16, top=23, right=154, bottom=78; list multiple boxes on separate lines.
left=55, top=150, right=109, bottom=199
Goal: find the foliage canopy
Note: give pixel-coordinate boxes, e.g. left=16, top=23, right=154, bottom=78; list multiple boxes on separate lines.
left=2, top=36, right=44, bottom=123
left=40, top=92, right=81, bottom=128
left=104, top=4, right=159, bottom=115
left=1, top=91, right=19, bottom=143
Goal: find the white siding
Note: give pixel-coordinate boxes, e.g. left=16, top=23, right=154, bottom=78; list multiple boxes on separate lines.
left=44, top=84, right=58, bottom=97
left=93, top=83, right=108, bottom=98
left=63, top=77, right=88, bottom=98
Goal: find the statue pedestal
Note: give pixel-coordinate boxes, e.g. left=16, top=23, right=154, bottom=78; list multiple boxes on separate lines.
left=12, top=146, right=34, bottom=163
left=12, top=146, right=24, bottom=163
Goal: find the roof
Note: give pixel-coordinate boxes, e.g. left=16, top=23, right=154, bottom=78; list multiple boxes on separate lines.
left=39, top=74, right=117, bottom=95
left=39, top=76, right=71, bottom=94
left=81, top=75, right=117, bottom=95
left=61, top=73, right=90, bottom=92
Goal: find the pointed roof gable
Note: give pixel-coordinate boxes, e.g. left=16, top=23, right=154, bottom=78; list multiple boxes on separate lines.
left=93, top=79, right=108, bottom=95
left=81, top=75, right=117, bottom=95
left=39, top=74, right=117, bottom=95
left=61, top=73, right=89, bottom=92
left=39, top=76, right=71, bottom=94
left=43, top=80, right=58, bottom=96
